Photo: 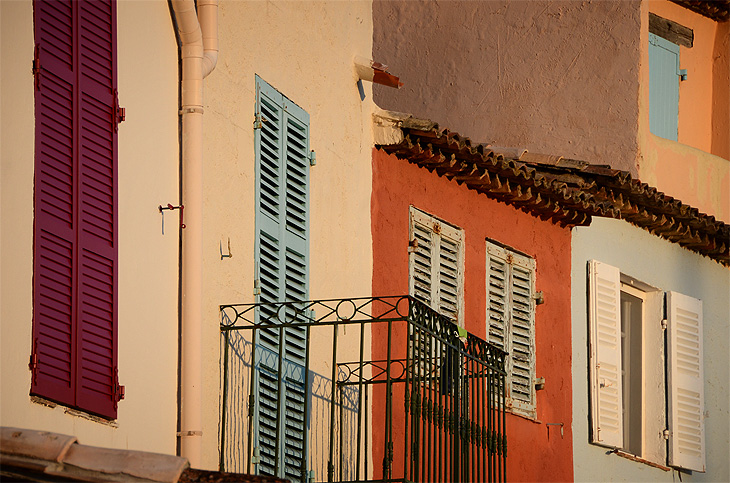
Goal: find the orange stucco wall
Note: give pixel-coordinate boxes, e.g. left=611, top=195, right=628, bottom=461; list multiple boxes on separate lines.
left=371, top=148, right=574, bottom=481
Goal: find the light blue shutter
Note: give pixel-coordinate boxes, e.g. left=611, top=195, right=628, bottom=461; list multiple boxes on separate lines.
left=254, top=76, right=309, bottom=481
left=649, top=33, right=680, bottom=141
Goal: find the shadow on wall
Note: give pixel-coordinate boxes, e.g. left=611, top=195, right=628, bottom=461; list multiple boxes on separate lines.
left=219, top=332, right=361, bottom=480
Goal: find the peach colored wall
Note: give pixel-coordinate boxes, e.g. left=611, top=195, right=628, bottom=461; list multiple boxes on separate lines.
left=372, top=148, right=574, bottom=481
left=638, top=1, right=730, bottom=221
left=712, top=20, right=729, bottom=161
left=373, top=0, right=643, bottom=174
left=648, top=0, right=726, bottom=156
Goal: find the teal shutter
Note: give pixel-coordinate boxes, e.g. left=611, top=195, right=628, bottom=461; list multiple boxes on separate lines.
left=254, top=76, right=309, bottom=481
left=649, top=32, right=680, bottom=141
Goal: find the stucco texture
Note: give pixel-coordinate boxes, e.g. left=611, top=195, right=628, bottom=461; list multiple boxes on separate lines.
left=373, top=0, right=642, bottom=174
left=372, top=148, right=574, bottom=481
left=0, top=0, right=180, bottom=455
left=571, top=217, right=730, bottom=482
left=201, top=0, right=375, bottom=470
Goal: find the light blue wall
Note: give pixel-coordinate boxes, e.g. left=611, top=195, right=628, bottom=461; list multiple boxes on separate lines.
left=571, top=217, right=729, bottom=482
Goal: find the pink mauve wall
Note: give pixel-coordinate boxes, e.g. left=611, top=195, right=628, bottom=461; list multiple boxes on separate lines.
left=373, top=0, right=642, bottom=175
left=371, top=148, right=574, bottom=481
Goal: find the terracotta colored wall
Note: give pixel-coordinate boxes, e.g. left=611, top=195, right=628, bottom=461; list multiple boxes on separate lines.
left=373, top=0, right=642, bottom=174
left=371, top=148, right=574, bottom=481
left=712, top=20, right=729, bottom=160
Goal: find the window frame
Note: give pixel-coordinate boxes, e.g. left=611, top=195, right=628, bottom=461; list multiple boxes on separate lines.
left=587, top=260, right=706, bottom=472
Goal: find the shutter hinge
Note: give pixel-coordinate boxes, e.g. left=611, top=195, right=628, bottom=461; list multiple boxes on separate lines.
left=113, top=367, right=125, bottom=405
left=661, top=318, right=668, bottom=330
left=253, top=278, right=261, bottom=296
left=534, top=291, right=545, bottom=305
left=254, top=113, right=264, bottom=129
left=308, top=150, right=316, bottom=166
left=663, top=429, right=670, bottom=440
left=32, top=44, right=41, bottom=91
left=408, top=238, right=418, bottom=253
left=29, top=339, right=39, bottom=383
left=113, top=89, right=125, bottom=131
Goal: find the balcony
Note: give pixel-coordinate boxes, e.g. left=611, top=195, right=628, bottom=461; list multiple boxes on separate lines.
left=219, top=296, right=507, bottom=483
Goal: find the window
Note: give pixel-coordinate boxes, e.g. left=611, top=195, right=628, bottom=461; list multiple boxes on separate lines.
left=408, top=207, right=464, bottom=325
left=253, top=75, right=310, bottom=480
left=588, top=260, right=705, bottom=472
left=485, top=240, right=536, bottom=418
left=648, top=13, right=692, bottom=141
left=30, top=0, right=122, bottom=419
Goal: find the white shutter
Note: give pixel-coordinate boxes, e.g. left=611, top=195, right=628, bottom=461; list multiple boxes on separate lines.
left=588, top=260, right=623, bottom=448
left=485, top=244, right=509, bottom=352
left=509, top=253, right=536, bottom=414
left=667, top=292, right=705, bottom=472
left=409, top=207, right=464, bottom=325
left=438, top=223, right=463, bottom=324
left=409, top=208, right=434, bottom=308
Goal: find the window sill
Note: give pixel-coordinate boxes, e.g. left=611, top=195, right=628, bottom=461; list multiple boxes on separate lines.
left=611, top=449, right=671, bottom=471
left=30, top=396, right=118, bottom=428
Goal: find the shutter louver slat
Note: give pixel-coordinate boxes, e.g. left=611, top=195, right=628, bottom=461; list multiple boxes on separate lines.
left=588, top=260, right=623, bottom=448
left=438, top=236, right=459, bottom=320
left=668, top=292, right=705, bottom=472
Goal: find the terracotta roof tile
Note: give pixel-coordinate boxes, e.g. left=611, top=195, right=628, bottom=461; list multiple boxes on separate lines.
left=374, top=113, right=729, bottom=266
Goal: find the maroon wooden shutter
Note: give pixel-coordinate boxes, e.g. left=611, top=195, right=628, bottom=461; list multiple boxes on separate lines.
left=75, top=0, right=118, bottom=419
left=31, top=0, right=118, bottom=419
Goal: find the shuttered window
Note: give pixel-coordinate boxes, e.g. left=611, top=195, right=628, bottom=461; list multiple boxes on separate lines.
left=485, top=241, right=536, bottom=418
left=587, top=261, right=705, bottom=471
left=408, top=207, right=464, bottom=325
left=649, top=32, right=680, bottom=141
left=31, top=0, right=120, bottom=420
left=254, top=76, right=310, bottom=481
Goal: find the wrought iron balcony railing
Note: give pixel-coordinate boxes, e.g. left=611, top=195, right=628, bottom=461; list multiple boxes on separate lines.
left=219, top=296, right=507, bottom=483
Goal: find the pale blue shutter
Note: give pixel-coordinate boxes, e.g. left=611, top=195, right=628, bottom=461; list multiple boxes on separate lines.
left=254, top=76, right=309, bottom=481
left=649, top=33, right=680, bottom=141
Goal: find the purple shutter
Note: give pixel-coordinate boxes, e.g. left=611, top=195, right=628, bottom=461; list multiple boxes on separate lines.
left=31, top=0, right=77, bottom=408
left=75, top=0, right=118, bottom=419
left=31, top=0, right=118, bottom=419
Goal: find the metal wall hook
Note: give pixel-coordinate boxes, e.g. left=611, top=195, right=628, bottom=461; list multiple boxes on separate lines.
left=159, top=203, right=185, bottom=234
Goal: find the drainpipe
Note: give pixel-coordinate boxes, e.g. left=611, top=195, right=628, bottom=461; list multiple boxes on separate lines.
left=170, top=0, right=218, bottom=468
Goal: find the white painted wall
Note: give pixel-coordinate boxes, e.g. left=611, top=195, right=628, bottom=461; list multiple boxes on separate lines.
left=0, top=0, right=180, bottom=454
left=199, top=1, right=375, bottom=470
left=571, top=217, right=730, bottom=482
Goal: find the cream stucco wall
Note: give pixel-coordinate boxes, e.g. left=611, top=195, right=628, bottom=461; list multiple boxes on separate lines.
left=1, top=0, right=180, bottom=454
left=199, top=1, right=374, bottom=470
left=571, top=217, right=730, bottom=482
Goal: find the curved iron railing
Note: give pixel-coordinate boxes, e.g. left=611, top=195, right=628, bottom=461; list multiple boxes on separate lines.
left=219, top=296, right=507, bottom=483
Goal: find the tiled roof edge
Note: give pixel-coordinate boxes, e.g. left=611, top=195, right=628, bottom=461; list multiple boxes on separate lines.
left=375, top=118, right=729, bottom=266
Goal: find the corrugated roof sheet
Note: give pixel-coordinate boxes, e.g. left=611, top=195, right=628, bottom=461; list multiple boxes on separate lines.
left=375, top=112, right=729, bottom=266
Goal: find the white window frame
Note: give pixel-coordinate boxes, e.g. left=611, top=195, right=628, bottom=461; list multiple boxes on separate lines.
left=408, top=206, right=465, bottom=326
left=588, top=260, right=706, bottom=472
left=485, top=240, right=536, bottom=419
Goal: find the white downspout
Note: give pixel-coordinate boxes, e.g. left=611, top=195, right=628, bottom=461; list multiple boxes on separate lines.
left=171, top=0, right=218, bottom=468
